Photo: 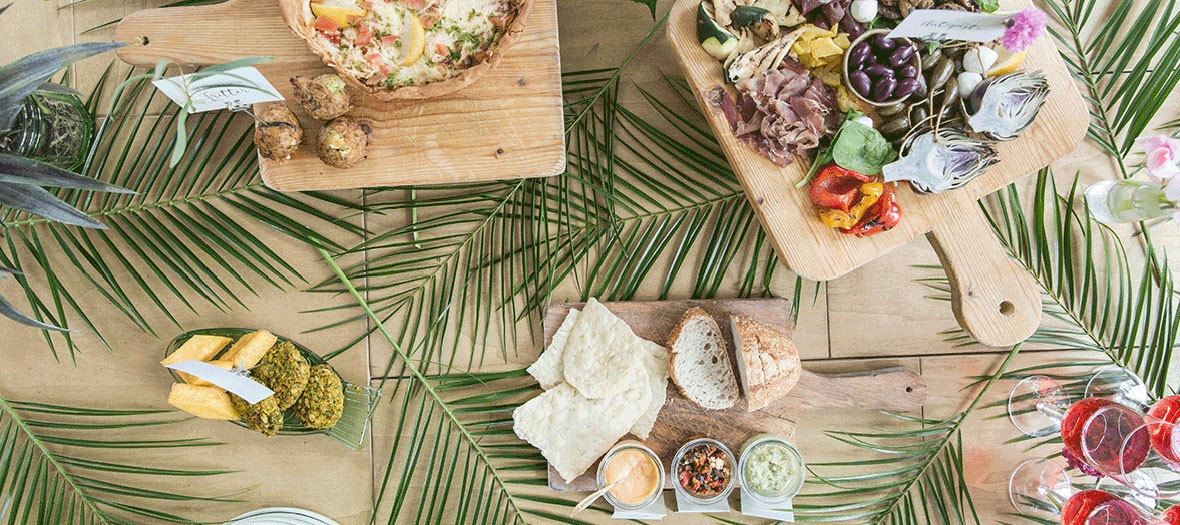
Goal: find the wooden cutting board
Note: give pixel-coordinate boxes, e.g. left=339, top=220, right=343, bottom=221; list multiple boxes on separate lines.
left=544, top=298, right=927, bottom=491
left=113, top=0, right=564, bottom=191
left=668, top=0, right=1088, bottom=347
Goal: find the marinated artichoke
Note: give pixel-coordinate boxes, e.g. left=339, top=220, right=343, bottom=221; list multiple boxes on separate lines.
left=252, top=103, right=302, bottom=162
left=251, top=341, right=310, bottom=410
left=315, top=116, right=368, bottom=169
left=292, top=365, right=344, bottom=429
left=230, top=394, right=284, bottom=437
left=291, top=74, right=352, bottom=121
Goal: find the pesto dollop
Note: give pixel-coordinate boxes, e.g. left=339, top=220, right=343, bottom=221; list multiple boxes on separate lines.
left=743, top=441, right=801, bottom=497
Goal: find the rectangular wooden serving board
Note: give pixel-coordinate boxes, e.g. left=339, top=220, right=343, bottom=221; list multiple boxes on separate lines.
left=114, top=0, right=565, bottom=191
left=668, top=0, right=1086, bottom=283
left=544, top=298, right=927, bottom=491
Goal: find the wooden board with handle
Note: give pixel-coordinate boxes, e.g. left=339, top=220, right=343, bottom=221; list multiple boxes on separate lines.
left=544, top=298, right=927, bottom=491
left=667, top=0, right=1088, bottom=347
left=113, top=0, right=564, bottom=191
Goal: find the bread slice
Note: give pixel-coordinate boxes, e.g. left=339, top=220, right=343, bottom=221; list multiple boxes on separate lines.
left=666, top=308, right=739, bottom=410
left=731, top=315, right=801, bottom=412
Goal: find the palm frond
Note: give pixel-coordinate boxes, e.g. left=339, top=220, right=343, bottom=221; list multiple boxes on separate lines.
left=0, top=64, right=367, bottom=361
left=1045, top=0, right=1180, bottom=164
left=922, top=170, right=1179, bottom=397
left=322, top=249, right=611, bottom=525
left=792, top=346, right=1020, bottom=524
left=0, top=397, right=234, bottom=524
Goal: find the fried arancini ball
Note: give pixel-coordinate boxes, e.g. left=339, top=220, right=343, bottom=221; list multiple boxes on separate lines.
left=230, top=394, right=284, bottom=437
left=291, top=74, right=352, bottom=121
left=315, top=116, right=368, bottom=169
left=251, top=341, right=311, bottom=411
left=252, top=103, right=302, bottom=161
left=292, top=365, right=344, bottom=429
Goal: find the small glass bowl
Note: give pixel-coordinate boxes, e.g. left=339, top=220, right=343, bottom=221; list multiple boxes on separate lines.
left=595, top=440, right=665, bottom=511
left=671, top=438, right=737, bottom=505
left=739, top=435, right=805, bottom=504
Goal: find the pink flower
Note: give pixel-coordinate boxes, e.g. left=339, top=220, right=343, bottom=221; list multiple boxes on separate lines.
left=1138, top=135, right=1180, bottom=181
left=1002, top=8, right=1048, bottom=53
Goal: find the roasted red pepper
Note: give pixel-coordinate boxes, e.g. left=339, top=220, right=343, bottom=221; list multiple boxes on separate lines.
left=842, top=183, right=902, bottom=237
left=809, top=165, right=871, bottom=213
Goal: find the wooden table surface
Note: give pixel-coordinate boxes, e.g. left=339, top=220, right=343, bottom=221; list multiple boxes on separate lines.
left=2, top=0, right=1178, bottom=523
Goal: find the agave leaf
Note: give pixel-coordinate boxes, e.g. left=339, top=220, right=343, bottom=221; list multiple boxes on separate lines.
left=0, top=41, right=125, bottom=130
left=0, top=153, right=132, bottom=194
left=0, top=290, right=67, bottom=331
left=0, top=184, right=105, bottom=229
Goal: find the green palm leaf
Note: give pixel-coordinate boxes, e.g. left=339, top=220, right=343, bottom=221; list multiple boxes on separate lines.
left=322, top=249, right=611, bottom=525
left=1045, top=0, right=1180, bottom=161
left=922, top=170, right=1178, bottom=397
left=791, top=346, right=1019, bottom=525
left=0, top=397, right=234, bottom=524
left=0, top=64, right=367, bottom=361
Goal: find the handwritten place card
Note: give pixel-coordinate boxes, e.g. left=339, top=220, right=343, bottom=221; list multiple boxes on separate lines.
left=673, top=490, right=731, bottom=513
left=166, top=360, right=274, bottom=404
left=887, top=9, right=1008, bottom=42
left=153, top=67, right=283, bottom=113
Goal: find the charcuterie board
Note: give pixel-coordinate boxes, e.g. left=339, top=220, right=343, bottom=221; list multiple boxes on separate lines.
left=112, top=0, right=564, bottom=191
left=668, top=0, right=1088, bottom=347
left=544, top=298, right=927, bottom=491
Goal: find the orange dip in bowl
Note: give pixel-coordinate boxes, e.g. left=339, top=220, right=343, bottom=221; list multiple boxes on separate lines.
left=603, top=448, right=660, bottom=506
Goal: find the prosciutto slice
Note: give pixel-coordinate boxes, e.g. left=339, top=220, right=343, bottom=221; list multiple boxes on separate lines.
left=709, top=58, right=839, bottom=167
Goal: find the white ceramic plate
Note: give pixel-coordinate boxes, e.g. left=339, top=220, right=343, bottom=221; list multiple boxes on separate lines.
left=229, top=507, right=340, bottom=525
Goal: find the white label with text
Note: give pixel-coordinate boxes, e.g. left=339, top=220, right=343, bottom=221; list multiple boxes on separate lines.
left=887, top=9, right=1007, bottom=42
left=152, top=67, right=283, bottom=113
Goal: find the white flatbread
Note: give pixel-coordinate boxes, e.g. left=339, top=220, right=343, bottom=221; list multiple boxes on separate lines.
left=526, top=309, right=579, bottom=390
left=629, top=340, right=670, bottom=439
left=512, top=381, right=651, bottom=483
left=562, top=299, right=645, bottom=399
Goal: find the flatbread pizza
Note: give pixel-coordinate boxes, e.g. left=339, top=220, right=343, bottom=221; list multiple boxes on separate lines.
left=280, top=0, right=532, bottom=100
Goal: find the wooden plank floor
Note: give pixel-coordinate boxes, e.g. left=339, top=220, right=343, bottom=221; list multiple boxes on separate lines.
left=1, top=0, right=1176, bottom=523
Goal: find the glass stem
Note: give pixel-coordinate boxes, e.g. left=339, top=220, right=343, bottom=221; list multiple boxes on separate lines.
left=1036, top=400, right=1067, bottom=422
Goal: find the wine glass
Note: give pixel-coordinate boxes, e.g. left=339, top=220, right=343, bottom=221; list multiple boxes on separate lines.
left=1009, top=459, right=1166, bottom=524
left=1008, top=374, right=1157, bottom=502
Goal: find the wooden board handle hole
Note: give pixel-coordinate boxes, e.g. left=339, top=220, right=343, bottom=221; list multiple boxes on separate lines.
left=999, top=300, right=1015, bottom=316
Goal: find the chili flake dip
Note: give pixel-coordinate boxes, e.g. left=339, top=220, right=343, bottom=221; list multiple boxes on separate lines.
left=739, top=436, right=804, bottom=502
left=673, top=438, right=735, bottom=502
left=601, top=448, right=660, bottom=506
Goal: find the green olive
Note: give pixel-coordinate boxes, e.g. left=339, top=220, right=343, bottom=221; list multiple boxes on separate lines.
left=880, top=117, right=911, bottom=139
left=878, top=102, right=907, bottom=117
left=928, top=58, right=955, bottom=91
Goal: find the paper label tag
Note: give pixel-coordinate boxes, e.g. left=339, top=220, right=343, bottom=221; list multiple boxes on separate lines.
left=740, top=487, right=795, bottom=521
left=166, top=360, right=274, bottom=404
left=887, top=9, right=1008, bottom=42
left=152, top=67, right=283, bottom=113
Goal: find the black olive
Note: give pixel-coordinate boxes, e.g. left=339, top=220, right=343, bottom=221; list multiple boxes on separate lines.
left=894, top=77, right=920, bottom=98
left=873, top=77, right=897, bottom=101
left=889, top=45, right=917, bottom=67
left=848, top=70, right=872, bottom=96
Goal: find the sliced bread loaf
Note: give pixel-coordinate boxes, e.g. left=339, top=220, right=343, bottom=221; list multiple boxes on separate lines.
left=666, top=307, right=739, bottom=410
left=731, top=315, right=801, bottom=412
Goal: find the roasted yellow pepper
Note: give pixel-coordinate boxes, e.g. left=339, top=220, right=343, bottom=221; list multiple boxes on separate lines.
left=819, top=182, right=884, bottom=229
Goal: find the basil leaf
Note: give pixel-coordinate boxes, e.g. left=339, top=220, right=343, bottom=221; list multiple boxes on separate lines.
left=831, top=121, right=897, bottom=176
left=979, top=0, right=1000, bottom=12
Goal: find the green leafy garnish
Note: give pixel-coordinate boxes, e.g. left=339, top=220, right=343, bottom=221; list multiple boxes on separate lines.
left=979, top=0, right=1000, bottom=13
left=832, top=120, right=897, bottom=175
left=798, top=111, right=897, bottom=187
